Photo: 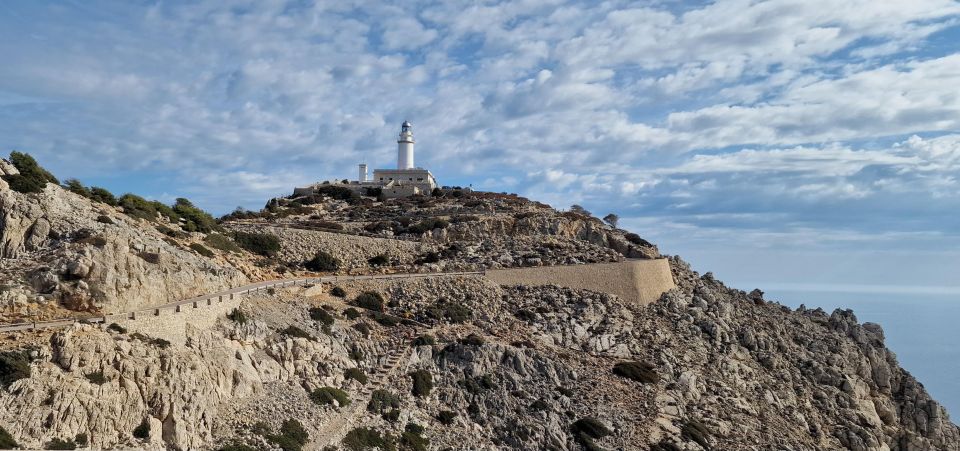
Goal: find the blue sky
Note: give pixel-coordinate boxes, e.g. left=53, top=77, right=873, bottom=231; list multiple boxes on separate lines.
left=2, top=0, right=960, bottom=290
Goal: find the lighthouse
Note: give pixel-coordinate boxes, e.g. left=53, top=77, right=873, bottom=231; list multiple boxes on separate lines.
left=397, top=120, right=415, bottom=169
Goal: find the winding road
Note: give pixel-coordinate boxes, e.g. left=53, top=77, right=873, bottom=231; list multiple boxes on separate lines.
left=0, top=270, right=485, bottom=333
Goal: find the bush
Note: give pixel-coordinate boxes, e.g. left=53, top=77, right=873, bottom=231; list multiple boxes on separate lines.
left=131, top=333, right=171, bottom=349
left=330, top=286, right=347, bottom=298
left=265, top=419, right=309, bottom=451
left=612, top=361, right=659, bottom=384
left=415, top=252, right=440, bottom=264
left=310, top=387, right=351, bottom=407
left=371, top=312, right=399, bottom=327
left=681, top=419, right=711, bottom=450
left=0, top=426, right=16, bottom=449
left=133, top=419, right=150, bottom=439
left=89, top=186, right=118, bottom=206
left=411, top=335, right=435, bottom=346
left=410, top=370, right=433, bottom=397
left=343, top=307, right=361, bottom=320
left=460, top=333, right=485, bottom=346
left=107, top=323, right=127, bottom=334
left=355, top=291, right=385, bottom=311
left=367, top=389, right=400, bottom=414
left=85, top=371, right=107, bottom=385
left=4, top=151, right=58, bottom=193
left=304, top=250, right=340, bottom=272
left=309, top=307, right=334, bottom=326
left=342, top=427, right=390, bottom=451
left=45, top=438, right=77, bottom=450
left=348, top=343, right=365, bottom=360
left=281, top=326, right=312, bottom=340
left=571, top=417, right=611, bottom=439
left=425, top=300, right=472, bottom=323
left=407, top=218, right=449, bottom=234
left=0, top=350, right=32, bottom=389
left=204, top=233, right=241, bottom=252
left=151, top=201, right=179, bottom=222
left=316, top=185, right=357, bottom=201
left=64, top=179, right=91, bottom=198
left=367, top=254, right=389, bottom=266
left=74, top=433, right=87, bottom=447
left=436, top=410, right=457, bottom=425
left=172, top=198, right=218, bottom=233
left=119, top=193, right=158, bottom=221
left=233, top=231, right=281, bottom=257
left=624, top=232, right=652, bottom=247
left=399, top=429, right=429, bottom=451
left=190, top=243, right=214, bottom=258
left=96, top=215, right=114, bottom=224
left=344, top=367, right=368, bottom=384
left=227, top=308, right=248, bottom=324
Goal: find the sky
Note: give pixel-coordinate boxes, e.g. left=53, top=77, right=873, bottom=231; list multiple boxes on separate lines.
left=1, top=0, right=960, bottom=291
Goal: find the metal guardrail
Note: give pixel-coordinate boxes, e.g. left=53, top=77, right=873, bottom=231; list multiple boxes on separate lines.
left=0, top=270, right=485, bottom=333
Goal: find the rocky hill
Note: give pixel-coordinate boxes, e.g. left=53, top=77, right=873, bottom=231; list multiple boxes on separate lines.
left=0, top=155, right=957, bottom=451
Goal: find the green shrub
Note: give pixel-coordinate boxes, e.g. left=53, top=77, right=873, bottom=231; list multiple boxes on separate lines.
left=425, top=300, right=472, bottom=323
left=367, top=389, right=400, bottom=414
left=367, top=254, right=389, bottom=266
left=612, top=361, right=659, bottom=384
left=96, top=215, right=114, bottom=224
left=74, top=433, right=87, bottom=447
left=133, top=419, right=150, bottom=439
left=227, top=308, right=248, bottom=324
left=331, top=286, right=347, bottom=298
left=4, top=151, right=58, bottom=193
left=304, top=250, right=340, bottom=272
left=5, top=174, right=45, bottom=193
left=85, top=371, right=107, bottom=385
left=372, top=312, right=400, bottom=327
left=406, top=218, right=449, bottom=234
left=311, top=387, right=351, bottom=407
left=342, top=427, right=390, bottom=451
left=64, top=179, right=91, bottom=198
left=354, top=291, right=384, bottom=311
left=261, top=418, right=309, bottom=451
left=405, top=423, right=425, bottom=435
left=460, top=333, right=485, bottom=346
left=172, top=198, right=218, bottom=233
left=151, top=201, right=179, bottom=222
left=0, top=350, right=32, bottom=389
left=461, top=374, right=497, bottom=394
left=309, top=307, right=335, bottom=326
left=131, top=333, right=171, bottom=349
left=409, top=370, right=433, bottom=397
left=119, top=193, right=158, bottom=221
left=436, top=410, right=457, bottom=425
left=0, top=426, right=17, bottom=449
left=45, top=438, right=77, bottom=449
left=315, top=185, right=357, bottom=201
left=571, top=417, right=611, bottom=439
left=411, top=335, right=435, bottom=346
left=281, top=326, right=312, bottom=340
left=89, top=186, right=118, bottom=206
left=399, top=429, right=429, bottom=451
left=233, top=231, right=281, bottom=256
left=344, top=368, right=368, bottom=384
left=190, top=243, right=214, bottom=258
left=343, top=307, right=361, bottom=320
left=681, top=419, right=711, bottom=450
left=557, top=386, right=575, bottom=397
left=204, top=233, right=241, bottom=252
left=529, top=398, right=550, bottom=411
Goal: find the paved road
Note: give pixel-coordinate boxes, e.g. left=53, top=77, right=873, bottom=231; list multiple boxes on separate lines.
left=0, top=270, right=484, bottom=333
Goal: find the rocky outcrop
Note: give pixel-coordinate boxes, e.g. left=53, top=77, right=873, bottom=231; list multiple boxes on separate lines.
left=0, top=184, right=247, bottom=315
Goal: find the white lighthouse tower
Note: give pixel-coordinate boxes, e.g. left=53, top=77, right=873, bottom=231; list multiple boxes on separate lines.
left=397, top=120, right=415, bottom=169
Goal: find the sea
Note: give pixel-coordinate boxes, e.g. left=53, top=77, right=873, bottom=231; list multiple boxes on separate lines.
left=762, top=288, right=960, bottom=420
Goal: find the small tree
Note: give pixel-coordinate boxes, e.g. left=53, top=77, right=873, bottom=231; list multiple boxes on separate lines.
left=63, top=179, right=91, bottom=198
left=570, top=204, right=591, bottom=216
left=89, top=187, right=118, bottom=206
left=304, top=250, right=340, bottom=272
left=602, top=213, right=619, bottom=227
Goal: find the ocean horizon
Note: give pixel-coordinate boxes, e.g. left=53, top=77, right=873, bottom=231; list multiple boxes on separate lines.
left=759, top=285, right=960, bottom=420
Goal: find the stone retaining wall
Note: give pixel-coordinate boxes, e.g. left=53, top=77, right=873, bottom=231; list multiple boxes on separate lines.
left=485, top=259, right=675, bottom=305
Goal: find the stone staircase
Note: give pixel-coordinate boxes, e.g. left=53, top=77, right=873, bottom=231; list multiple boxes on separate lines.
left=307, top=337, right=413, bottom=450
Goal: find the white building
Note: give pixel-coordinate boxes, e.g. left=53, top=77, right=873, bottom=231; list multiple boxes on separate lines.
left=294, top=121, right=438, bottom=199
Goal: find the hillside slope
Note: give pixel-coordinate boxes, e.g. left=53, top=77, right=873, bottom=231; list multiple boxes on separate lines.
left=0, top=172, right=956, bottom=451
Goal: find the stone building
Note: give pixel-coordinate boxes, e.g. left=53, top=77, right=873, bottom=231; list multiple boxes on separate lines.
left=294, top=121, right=438, bottom=199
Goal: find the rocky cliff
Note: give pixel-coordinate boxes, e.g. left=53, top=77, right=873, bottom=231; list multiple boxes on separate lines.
left=0, top=179, right=956, bottom=451
left=0, top=182, right=247, bottom=319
